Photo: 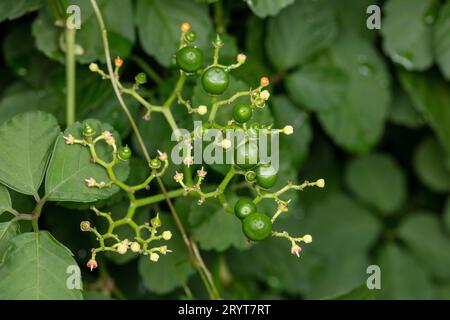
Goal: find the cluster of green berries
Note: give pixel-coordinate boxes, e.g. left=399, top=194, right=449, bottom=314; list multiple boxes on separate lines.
left=234, top=198, right=272, bottom=241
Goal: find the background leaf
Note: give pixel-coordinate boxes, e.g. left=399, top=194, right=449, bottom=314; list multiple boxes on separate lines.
left=135, top=0, right=213, bottom=67
left=345, top=153, right=406, bottom=214
left=138, top=215, right=195, bottom=295
left=0, top=185, right=12, bottom=215
left=0, top=111, right=60, bottom=197
left=0, top=221, right=19, bottom=259
left=0, top=231, right=83, bottom=299
left=45, top=119, right=129, bottom=202
left=434, top=0, right=450, bottom=80
left=245, top=0, right=295, bottom=18
left=381, top=0, right=435, bottom=71
left=266, top=0, right=338, bottom=70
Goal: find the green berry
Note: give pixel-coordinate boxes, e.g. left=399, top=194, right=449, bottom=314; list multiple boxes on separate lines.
left=242, top=212, right=272, bottom=241
left=232, top=103, right=253, bottom=124
left=201, top=66, right=229, bottom=95
left=176, top=46, right=203, bottom=73
left=256, top=163, right=278, bottom=189
left=83, top=123, right=95, bottom=137
left=185, top=31, right=196, bottom=42
left=118, top=145, right=132, bottom=161
left=255, top=98, right=265, bottom=108
left=149, top=158, right=162, bottom=169
left=135, top=72, right=147, bottom=84
left=234, top=198, right=257, bottom=220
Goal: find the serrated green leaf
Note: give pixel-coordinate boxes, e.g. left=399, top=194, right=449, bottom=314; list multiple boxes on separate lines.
left=0, top=185, right=12, bottom=215
left=45, top=119, right=129, bottom=202
left=138, top=215, right=194, bottom=295
left=413, top=137, right=450, bottom=193
left=381, top=0, right=435, bottom=71
left=266, top=0, right=338, bottom=70
left=135, top=0, right=213, bottom=67
left=345, top=153, right=406, bottom=214
left=375, top=243, right=433, bottom=299
left=0, top=231, right=83, bottom=299
left=0, top=0, right=43, bottom=22
left=271, top=95, right=312, bottom=168
left=398, top=212, right=450, bottom=281
left=0, top=221, right=19, bottom=259
left=285, top=64, right=349, bottom=112
left=245, top=0, right=295, bottom=18
left=434, top=0, right=450, bottom=80
left=0, top=111, right=60, bottom=197
left=399, top=70, right=450, bottom=167
left=316, top=31, right=391, bottom=153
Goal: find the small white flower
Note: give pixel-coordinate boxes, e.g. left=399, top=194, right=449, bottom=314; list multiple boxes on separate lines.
left=237, top=53, right=247, bottom=64
left=159, top=245, right=172, bottom=255
left=196, top=105, right=208, bottom=115
left=197, top=166, right=207, bottom=178
left=103, top=131, right=115, bottom=145
left=282, top=125, right=294, bottom=135
left=63, top=134, right=75, bottom=145
left=291, top=244, right=302, bottom=257
left=302, top=234, right=312, bottom=243
left=130, top=242, right=141, bottom=253
left=85, top=177, right=96, bottom=188
left=174, top=171, right=184, bottom=183
left=89, top=63, right=99, bottom=72
left=260, top=90, right=270, bottom=101
left=117, top=244, right=128, bottom=255
left=183, top=156, right=194, bottom=167
left=150, top=252, right=160, bottom=262
left=162, top=231, right=172, bottom=240
left=157, top=150, right=168, bottom=161
left=316, top=179, right=325, bottom=188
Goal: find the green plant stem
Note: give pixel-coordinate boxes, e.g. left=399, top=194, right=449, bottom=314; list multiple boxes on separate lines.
left=65, top=28, right=76, bottom=126
left=90, top=0, right=150, bottom=162
left=31, top=196, right=48, bottom=232
left=90, top=0, right=220, bottom=300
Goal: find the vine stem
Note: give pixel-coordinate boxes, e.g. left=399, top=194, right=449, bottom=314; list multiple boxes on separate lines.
left=90, top=0, right=220, bottom=300
left=65, top=28, right=76, bottom=126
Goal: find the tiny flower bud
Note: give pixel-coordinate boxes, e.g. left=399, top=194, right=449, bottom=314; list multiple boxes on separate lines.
left=302, top=234, right=312, bottom=243
left=151, top=214, right=162, bottom=228
left=85, top=177, right=96, bottom=188
left=197, top=167, right=207, bottom=178
left=117, top=244, right=128, bottom=255
left=157, top=150, right=168, bottom=161
left=159, top=245, right=172, bottom=255
left=245, top=171, right=257, bottom=183
left=102, top=131, right=115, bottom=145
left=87, top=259, right=98, bottom=271
left=114, top=56, right=123, bottom=67
left=197, top=105, right=208, bottom=115
left=63, top=134, right=75, bottom=145
left=183, top=157, right=194, bottom=167
left=162, top=231, right=172, bottom=240
left=282, top=125, right=294, bottom=135
left=80, top=221, right=91, bottom=232
left=237, top=53, right=247, bottom=64
left=174, top=171, right=184, bottom=183
left=185, top=31, right=196, bottom=42
left=316, top=179, right=325, bottom=188
left=260, top=76, right=270, bottom=87
left=181, top=22, right=191, bottom=32
left=150, top=252, right=160, bottom=262
left=130, top=242, right=141, bottom=253
left=260, top=90, right=270, bottom=100
left=89, top=63, right=99, bottom=72
left=291, top=244, right=302, bottom=257
left=149, top=158, right=162, bottom=169
left=83, top=123, right=95, bottom=137
left=221, top=139, right=232, bottom=149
